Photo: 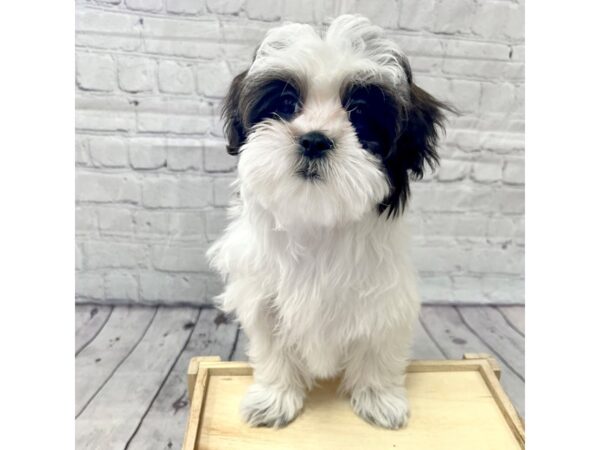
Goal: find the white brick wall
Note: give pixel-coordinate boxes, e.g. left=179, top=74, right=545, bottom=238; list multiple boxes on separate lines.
left=75, top=0, right=524, bottom=305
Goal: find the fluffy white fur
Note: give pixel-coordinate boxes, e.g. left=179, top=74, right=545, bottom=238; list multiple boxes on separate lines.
left=208, top=15, right=421, bottom=429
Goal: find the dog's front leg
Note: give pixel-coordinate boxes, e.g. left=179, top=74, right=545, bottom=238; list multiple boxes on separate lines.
left=341, top=334, right=412, bottom=429
left=240, top=322, right=310, bottom=428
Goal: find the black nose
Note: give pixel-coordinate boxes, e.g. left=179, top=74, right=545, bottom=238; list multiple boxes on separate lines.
left=298, top=131, right=334, bottom=159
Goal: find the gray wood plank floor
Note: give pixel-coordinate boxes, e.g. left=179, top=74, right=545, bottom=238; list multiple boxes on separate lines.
left=75, top=304, right=525, bottom=449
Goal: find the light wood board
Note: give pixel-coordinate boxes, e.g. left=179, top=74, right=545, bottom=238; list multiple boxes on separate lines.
left=184, top=359, right=524, bottom=450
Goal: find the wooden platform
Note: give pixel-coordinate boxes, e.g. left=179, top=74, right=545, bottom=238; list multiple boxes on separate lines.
left=75, top=304, right=525, bottom=450
left=184, top=357, right=524, bottom=450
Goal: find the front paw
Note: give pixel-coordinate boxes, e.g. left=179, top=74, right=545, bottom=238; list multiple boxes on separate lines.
left=350, top=386, right=410, bottom=429
left=240, top=383, right=304, bottom=428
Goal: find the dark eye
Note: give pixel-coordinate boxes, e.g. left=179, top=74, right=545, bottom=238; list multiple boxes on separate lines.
left=348, top=100, right=367, bottom=119
left=275, top=94, right=299, bottom=117
left=343, top=84, right=398, bottom=158
left=247, top=80, right=302, bottom=126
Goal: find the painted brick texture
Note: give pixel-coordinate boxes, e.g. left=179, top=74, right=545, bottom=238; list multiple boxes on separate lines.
left=75, top=0, right=524, bottom=305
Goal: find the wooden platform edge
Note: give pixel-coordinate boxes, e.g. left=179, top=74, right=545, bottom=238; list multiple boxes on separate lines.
left=462, top=352, right=524, bottom=442
left=183, top=356, right=223, bottom=450
left=477, top=358, right=525, bottom=447
left=463, top=352, right=502, bottom=379
left=187, top=356, right=222, bottom=402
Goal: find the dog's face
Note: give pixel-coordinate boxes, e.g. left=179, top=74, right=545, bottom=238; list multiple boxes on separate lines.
left=223, top=15, right=447, bottom=229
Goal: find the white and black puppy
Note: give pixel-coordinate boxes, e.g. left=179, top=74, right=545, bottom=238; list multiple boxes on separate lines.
left=208, top=15, right=448, bottom=429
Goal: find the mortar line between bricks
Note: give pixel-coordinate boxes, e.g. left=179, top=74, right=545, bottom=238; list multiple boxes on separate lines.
left=75, top=306, right=159, bottom=419
left=124, top=306, right=202, bottom=449
left=75, top=122, right=525, bottom=131
left=76, top=204, right=231, bottom=212
left=74, top=122, right=525, bottom=134
left=75, top=130, right=524, bottom=142
left=78, top=242, right=524, bottom=258
left=75, top=42, right=524, bottom=67
left=75, top=168, right=523, bottom=185
left=75, top=167, right=232, bottom=177
left=76, top=130, right=226, bottom=137
left=75, top=88, right=224, bottom=103
left=77, top=95, right=224, bottom=109
left=77, top=30, right=224, bottom=45
left=76, top=87, right=526, bottom=107
left=79, top=100, right=519, bottom=124
left=75, top=130, right=226, bottom=140
left=78, top=204, right=522, bottom=218
left=79, top=4, right=523, bottom=47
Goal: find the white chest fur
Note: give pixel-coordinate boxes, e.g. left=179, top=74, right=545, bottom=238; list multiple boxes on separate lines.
left=208, top=200, right=421, bottom=377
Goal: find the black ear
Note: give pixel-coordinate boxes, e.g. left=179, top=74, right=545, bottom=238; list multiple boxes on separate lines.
left=399, top=83, right=448, bottom=178
left=379, top=82, right=451, bottom=217
left=394, top=52, right=445, bottom=177
left=222, top=69, right=248, bottom=155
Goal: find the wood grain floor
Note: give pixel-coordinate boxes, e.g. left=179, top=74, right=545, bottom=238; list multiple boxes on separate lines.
left=75, top=304, right=524, bottom=450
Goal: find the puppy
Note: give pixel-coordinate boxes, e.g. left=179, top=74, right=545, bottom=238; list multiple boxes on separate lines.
left=207, top=14, right=448, bottom=429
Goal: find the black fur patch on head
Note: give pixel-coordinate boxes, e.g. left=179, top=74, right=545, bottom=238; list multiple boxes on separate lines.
left=342, top=82, right=400, bottom=161
left=343, top=78, right=452, bottom=217
left=222, top=70, right=248, bottom=155
left=222, top=70, right=305, bottom=155
left=241, top=75, right=304, bottom=127
left=380, top=83, right=451, bottom=217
